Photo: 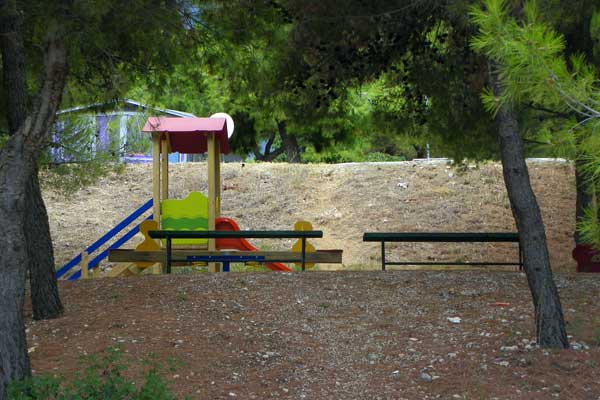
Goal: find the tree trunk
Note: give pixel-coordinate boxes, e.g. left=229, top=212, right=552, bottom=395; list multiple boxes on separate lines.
left=561, top=0, right=595, bottom=246
left=26, top=167, right=63, bottom=320
left=0, top=136, right=34, bottom=399
left=495, top=99, right=569, bottom=348
left=0, top=0, right=28, bottom=133
left=1, top=0, right=64, bottom=321
left=277, top=120, right=301, bottom=163
left=0, top=30, right=67, bottom=399
left=255, top=131, right=285, bottom=161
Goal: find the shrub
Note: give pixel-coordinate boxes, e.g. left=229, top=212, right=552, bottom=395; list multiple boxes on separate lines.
left=8, top=347, right=183, bottom=400
left=40, top=159, right=126, bottom=196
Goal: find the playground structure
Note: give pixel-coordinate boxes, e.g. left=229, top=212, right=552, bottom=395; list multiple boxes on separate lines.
left=55, top=115, right=591, bottom=278
left=56, top=115, right=342, bottom=280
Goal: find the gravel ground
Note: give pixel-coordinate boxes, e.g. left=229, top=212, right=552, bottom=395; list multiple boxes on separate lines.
left=26, top=271, right=600, bottom=399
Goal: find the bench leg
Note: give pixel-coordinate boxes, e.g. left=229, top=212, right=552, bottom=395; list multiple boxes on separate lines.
left=518, top=241, right=523, bottom=272
left=301, top=238, right=306, bottom=272
left=222, top=261, right=230, bottom=272
left=381, top=241, right=386, bottom=271
left=166, top=237, right=172, bottom=274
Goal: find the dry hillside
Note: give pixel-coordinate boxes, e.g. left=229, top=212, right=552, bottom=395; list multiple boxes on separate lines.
left=43, top=160, right=577, bottom=272
left=29, top=160, right=600, bottom=400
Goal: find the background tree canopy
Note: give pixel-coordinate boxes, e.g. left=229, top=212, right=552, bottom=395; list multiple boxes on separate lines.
left=3, top=0, right=599, bottom=396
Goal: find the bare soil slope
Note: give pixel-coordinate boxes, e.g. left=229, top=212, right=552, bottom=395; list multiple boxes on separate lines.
left=44, top=160, right=576, bottom=271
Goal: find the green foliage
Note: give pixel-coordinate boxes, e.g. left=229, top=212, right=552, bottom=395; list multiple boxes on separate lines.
left=470, top=0, right=597, bottom=115
left=576, top=205, right=600, bottom=249
left=303, top=145, right=408, bottom=163
left=7, top=347, right=181, bottom=400
left=471, top=0, right=600, bottom=248
left=40, top=160, right=125, bottom=196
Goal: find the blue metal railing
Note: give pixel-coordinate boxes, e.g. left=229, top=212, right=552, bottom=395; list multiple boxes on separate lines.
left=56, top=198, right=153, bottom=280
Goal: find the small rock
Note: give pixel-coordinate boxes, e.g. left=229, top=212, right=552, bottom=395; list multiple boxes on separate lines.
left=519, top=358, right=531, bottom=367
left=500, top=345, right=519, bottom=352
left=524, top=343, right=536, bottom=351
left=420, top=372, right=433, bottom=382
left=447, top=317, right=462, bottom=324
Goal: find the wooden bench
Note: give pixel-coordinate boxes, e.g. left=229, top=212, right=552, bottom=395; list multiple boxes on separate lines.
left=362, top=232, right=522, bottom=271
left=147, top=229, right=327, bottom=272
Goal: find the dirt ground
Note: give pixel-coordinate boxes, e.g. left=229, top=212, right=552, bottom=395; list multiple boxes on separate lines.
left=44, top=160, right=576, bottom=273
left=26, top=271, right=600, bottom=399
left=31, top=160, right=600, bottom=399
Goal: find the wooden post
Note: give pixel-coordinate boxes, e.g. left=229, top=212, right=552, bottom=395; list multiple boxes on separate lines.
left=207, top=133, right=220, bottom=272
left=152, top=132, right=161, bottom=226
left=161, top=136, right=169, bottom=200
left=216, top=152, right=221, bottom=215
left=81, top=251, right=89, bottom=280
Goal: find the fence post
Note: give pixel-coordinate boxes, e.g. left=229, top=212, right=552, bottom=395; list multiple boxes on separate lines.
left=81, top=251, right=89, bottom=280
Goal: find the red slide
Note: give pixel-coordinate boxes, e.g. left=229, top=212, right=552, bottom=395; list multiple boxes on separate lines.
left=215, top=217, right=292, bottom=272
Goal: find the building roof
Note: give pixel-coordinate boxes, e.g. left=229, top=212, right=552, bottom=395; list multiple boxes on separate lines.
left=57, top=99, right=195, bottom=118
left=142, top=117, right=230, bottom=154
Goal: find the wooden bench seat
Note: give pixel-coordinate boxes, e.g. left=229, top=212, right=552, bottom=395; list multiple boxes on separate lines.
left=363, top=232, right=522, bottom=271
left=108, top=249, right=343, bottom=264
left=109, top=229, right=341, bottom=272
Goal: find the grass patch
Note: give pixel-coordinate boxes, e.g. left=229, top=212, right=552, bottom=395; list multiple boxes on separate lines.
left=8, top=346, right=185, bottom=400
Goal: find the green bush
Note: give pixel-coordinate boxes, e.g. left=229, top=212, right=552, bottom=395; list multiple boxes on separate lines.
left=363, top=152, right=406, bottom=162
left=303, top=147, right=407, bottom=163
left=40, top=159, right=126, bottom=196
left=8, top=347, right=183, bottom=400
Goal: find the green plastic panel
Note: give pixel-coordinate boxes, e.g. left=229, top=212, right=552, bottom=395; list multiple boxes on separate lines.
left=161, top=192, right=209, bottom=245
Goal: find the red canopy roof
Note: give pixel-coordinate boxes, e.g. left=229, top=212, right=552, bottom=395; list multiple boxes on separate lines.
left=142, top=117, right=230, bottom=154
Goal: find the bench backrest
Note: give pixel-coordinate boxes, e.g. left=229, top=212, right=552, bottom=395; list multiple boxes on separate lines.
left=363, top=232, right=519, bottom=242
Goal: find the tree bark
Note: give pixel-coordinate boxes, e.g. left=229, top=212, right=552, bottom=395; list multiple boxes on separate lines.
left=277, top=120, right=301, bottom=163
left=0, top=30, right=67, bottom=399
left=0, top=136, right=34, bottom=400
left=494, top=86, right=569, bottom=348
left=255, top=131, right=285, bottom=161
left=0, top=0, right=28, bottom=133
left=26, top=168, right=63, bottom=320
left=560, top=0, right=596, bottom=246
left=1, top=0, right=64, bottom=321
